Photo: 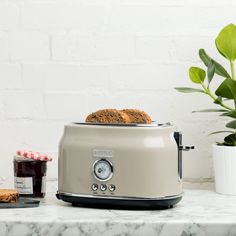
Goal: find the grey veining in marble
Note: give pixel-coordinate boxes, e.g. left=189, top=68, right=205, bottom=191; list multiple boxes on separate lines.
left=0, top=190, right=236, bottom=236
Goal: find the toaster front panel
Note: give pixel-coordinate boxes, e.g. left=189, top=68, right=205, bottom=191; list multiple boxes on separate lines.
left=58, top=125, right=182, bottom=198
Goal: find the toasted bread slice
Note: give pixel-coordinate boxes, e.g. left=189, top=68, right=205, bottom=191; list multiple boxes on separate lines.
left=85, top=109, right=131, bottom=124
left=85, top=108, right=152, bottom=124
left=0, top=189, right=19, bottom=203
left=122, top=109, right=152, bottom=124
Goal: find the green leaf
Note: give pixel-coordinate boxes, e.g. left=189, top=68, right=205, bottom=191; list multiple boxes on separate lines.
left=192, top=109, right=227, bottom=113
left=215, top=24, right=236, bottom=61
left=207, top=60, right=215, bottom=84
left=209, top=130, right=234, bottom=135
left=199, top=48, right=210, bottom=66
left=175, top=87, right=205, bottom=93
left=214, top=96, right=222, bottom=104
left=199, top=49, right=231, bottom=78
left=215, top=78, right=236, bottom=99
left=220, top=110, right=236, bottom=118
left=224, top=133, right=236, bottom=146
left=189, top=67, right=206, bottom=84
left=226, top=120, right=236, bottom=129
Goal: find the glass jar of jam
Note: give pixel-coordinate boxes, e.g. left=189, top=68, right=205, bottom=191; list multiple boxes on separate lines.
left=14, top=151, right=52, bottom=198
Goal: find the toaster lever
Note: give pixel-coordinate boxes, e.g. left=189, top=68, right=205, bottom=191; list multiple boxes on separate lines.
left=180, top=146, right=195, bottom=151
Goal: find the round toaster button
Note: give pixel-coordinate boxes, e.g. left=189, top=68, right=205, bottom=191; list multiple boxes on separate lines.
left=109, top=184, right=116, bottom=192
left=91, top=184, right=98, bottom=191
left=100, top=184, right=107, bottom=191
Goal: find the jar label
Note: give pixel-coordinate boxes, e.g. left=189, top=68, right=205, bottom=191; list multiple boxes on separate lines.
left=14, top=177, right=33, bottom=194
left=41, top=176, right=46, bottom=193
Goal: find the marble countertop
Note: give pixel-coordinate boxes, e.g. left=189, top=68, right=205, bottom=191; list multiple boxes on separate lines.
left=1, top=190, right=236, bottom=236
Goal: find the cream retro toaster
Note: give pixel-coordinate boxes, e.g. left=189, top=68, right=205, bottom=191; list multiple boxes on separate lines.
left=56, top=122, right=193, bottom=209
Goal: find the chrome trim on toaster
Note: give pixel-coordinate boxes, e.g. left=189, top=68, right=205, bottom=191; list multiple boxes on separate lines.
left=57, top=191, right=183, bottom=201
left=73, top=122, right=162, bottom=127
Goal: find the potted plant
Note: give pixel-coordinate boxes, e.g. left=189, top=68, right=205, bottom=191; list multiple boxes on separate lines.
left=175, top=23, right=236, bottom=195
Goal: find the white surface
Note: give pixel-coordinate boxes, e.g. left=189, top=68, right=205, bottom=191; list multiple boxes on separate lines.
left=0, top=0, right=235, bottom=184
left=213, top=145, right=236, bottom=195
left=1, top=190, right=236, bottom=236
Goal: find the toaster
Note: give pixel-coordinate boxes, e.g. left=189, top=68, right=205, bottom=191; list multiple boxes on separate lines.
left=56, top=122, right=193, bottom=209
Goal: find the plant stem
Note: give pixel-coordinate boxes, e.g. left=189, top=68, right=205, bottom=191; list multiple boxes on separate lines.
left=201, top=83, right=234, bottom=111
left=230, top=60, right=235, bottom=80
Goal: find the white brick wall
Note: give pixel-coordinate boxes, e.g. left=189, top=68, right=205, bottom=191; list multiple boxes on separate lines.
left=0, top=3, right=19, bottom=30
left=9, top=31, right=50, bottom=61
left=21, top=3, right=108, bottom=31
left=0, top=33, right=10, bottom=61
left=3, top=92, right=44, bottom=119
left=0, top=64, right=21, bottom=89
left=0, top=0, right=235, bottom=188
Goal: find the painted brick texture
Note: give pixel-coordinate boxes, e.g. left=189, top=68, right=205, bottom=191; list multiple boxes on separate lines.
left=0, top=0, right=235, bottom=186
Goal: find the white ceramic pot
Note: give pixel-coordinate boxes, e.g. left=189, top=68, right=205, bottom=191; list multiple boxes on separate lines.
left=213, top=144, right=236, bottom=195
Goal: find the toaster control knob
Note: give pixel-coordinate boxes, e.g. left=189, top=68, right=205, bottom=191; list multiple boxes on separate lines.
left=93, top=159, right=113, bottom=181
left=91, top=184, right=98, bottom=191
left=109, top=184, right=116, bottom=192
left=100, top=184, right=107, bottom=191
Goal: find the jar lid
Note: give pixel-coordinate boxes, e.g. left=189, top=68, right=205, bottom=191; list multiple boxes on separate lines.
left=16, top=150, right=53, bottom=161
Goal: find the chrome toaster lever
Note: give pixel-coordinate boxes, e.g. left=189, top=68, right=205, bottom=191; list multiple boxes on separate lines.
left=174, top=132, right=195, bottom=181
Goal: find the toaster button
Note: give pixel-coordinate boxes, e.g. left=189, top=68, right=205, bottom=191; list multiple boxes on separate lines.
left=109, top=184, right=116, bottom=192
left=100, top=184, right=107, bottom=191
left=91, top=184, right=98, bottom=191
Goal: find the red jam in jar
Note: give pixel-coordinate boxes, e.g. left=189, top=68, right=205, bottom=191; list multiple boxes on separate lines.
left=14, top=156, right=47, bottom=198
